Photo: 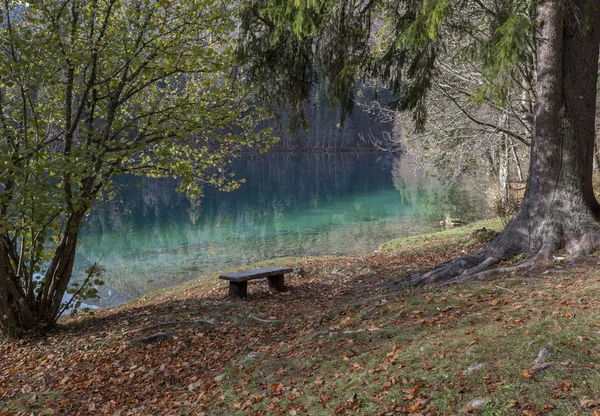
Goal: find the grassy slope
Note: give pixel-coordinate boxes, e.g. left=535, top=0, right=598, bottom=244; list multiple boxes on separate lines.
left=1, top=219, right=600, bottom=415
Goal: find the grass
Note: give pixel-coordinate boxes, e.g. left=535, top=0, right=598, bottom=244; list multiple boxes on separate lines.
left=2, top=218, right=600, bottom=415
left=380, top=218, right=504, bottom=252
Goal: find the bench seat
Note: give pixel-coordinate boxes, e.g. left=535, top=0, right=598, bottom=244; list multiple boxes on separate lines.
left=219, top=267, right=294, bottom=298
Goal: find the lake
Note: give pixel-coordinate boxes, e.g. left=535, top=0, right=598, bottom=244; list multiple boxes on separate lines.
left=75, top=152, right=488, bottom=306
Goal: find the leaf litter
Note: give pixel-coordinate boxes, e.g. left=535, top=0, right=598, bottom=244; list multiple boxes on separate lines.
left=1, top=221, right=600, bottom=415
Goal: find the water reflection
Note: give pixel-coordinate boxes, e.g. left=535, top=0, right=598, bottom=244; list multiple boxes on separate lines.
left=75, top=152, right=488, bottom=305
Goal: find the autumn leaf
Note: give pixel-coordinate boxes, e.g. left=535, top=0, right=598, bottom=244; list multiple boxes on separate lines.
left=407, top=401, right=423, bottom=413
left=402, top=386, right=418, bottom=401
left=320, top=394, right=331, bottom=408
left=521, top=369, right=534, bottom=379
left=407, top=398, right=429, bottom=413
left=345, top=393, right=362, bottom=411
left=542, top=404, right=555, bottom=412
left=559, top=379, right=573, bottom=391
left=580, top=399, right=598, bottom=408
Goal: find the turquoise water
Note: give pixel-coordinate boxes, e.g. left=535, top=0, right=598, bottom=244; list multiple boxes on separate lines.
left=75, top=152, right=487, bottom=304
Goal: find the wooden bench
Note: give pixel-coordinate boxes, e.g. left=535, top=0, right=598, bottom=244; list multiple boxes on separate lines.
left=219, top=267, right=294, bottom=298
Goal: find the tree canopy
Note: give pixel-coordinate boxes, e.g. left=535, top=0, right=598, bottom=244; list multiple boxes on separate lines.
left=239, top=0, right=600, bottom=284
left=0, top=0, right=273, bottom=338
left=239, top=0, right=536, bottom=131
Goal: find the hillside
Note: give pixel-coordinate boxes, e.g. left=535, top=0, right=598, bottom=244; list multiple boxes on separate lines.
left=1, top=219, right=600, bottom=415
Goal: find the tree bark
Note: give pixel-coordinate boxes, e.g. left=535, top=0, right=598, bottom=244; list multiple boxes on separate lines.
left=0, top=244, right=19, bottom=339
left=511, top=139, right=524, bottom=182
left=415, top=0, right=600, bottom=285
left=0, top=210, right=84, bottom=338
left=498, top=115, right=510, bottom=205
left=594, top=140, right=600, bottom=172
left=0, top=242, right=36, bottom=338
left=39, top=211, right=85, bottom=325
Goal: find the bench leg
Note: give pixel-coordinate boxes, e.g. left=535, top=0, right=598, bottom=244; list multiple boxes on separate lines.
left=229, top=281, right=248, bottom=298
left=267, top=274, right=285, bottom=292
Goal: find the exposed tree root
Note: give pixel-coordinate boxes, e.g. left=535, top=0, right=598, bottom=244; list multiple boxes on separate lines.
left=440, top=259, right=535, bottom=287
left=525, top=347, right=552, bottom=378
left=411, top=217, right=600, bottom=287
left=316, top=312, right=330, bottom=326
left=123, top=320, right=217, bottom=335
left=350, top=292, right=402, bottom=307
left=128, top=331, right=178, bottom=346
left=411, top=252, right=488, bottom=286
left=250, top=315, right=289, bottom=324
left=308, top=327, right=381, bottom=339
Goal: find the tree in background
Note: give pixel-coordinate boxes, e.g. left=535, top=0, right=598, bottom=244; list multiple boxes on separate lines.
left=239, top=0, right=600, bottom=283
left=0, top=0, right=273, bottom=338
left=360, top=2, right=535, bottom=193
left=397, top=56, right=532, bottom=206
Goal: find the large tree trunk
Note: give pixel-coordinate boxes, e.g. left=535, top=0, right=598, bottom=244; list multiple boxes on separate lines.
left=0, top=244, right=30, bottom=339
left=0, top=212, right=83, bottom=339
left=415, top=0, right=600, bottom=285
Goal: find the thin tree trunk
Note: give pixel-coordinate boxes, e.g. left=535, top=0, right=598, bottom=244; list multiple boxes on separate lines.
left=37, top=211, right=84, bottom=326
left=511, top=139, right=524, bottom=182
left=498, top=115, right=510, bottom=205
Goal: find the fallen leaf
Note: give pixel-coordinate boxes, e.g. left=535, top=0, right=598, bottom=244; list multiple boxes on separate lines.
left=522, top=369, right=534, bottom=379
left=559, top=379, right=572, bottom=391
left=580, top=398, right=598, bottom=408
left=407, top=399, right=426, bottom=413
left=465, top=397, right=486, bottom=412
left=402, top=386, right=418, bottom=401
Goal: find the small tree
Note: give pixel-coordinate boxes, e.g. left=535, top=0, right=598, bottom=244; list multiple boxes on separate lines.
left=0, top=0, right=273, bottom=338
